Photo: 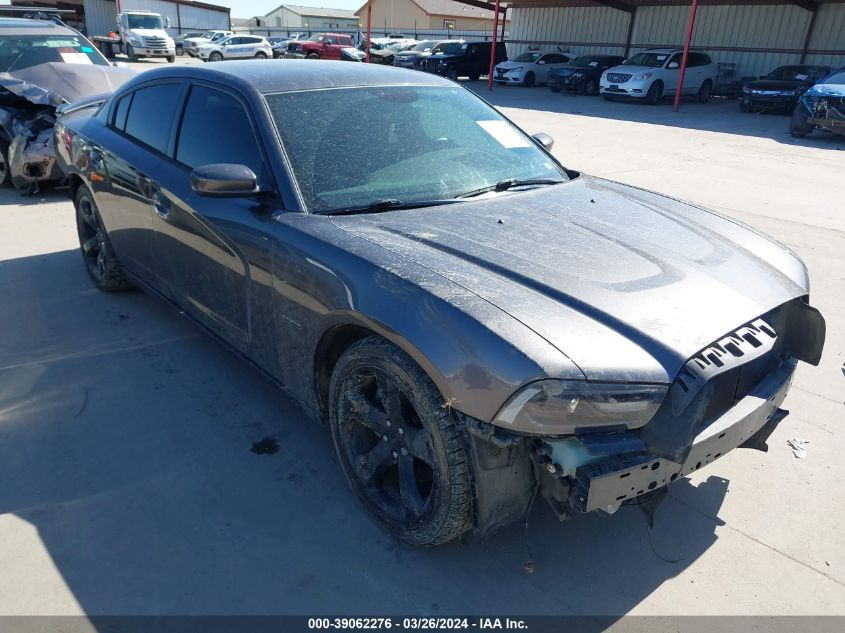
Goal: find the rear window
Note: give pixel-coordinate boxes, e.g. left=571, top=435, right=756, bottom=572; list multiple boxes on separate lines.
left=123, top=83, right=182, bottom=154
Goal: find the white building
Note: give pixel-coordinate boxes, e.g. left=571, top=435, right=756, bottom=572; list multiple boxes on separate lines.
left=264, top=4, right=360, bottom=30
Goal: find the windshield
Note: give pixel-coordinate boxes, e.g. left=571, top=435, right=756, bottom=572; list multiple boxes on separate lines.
left=412, top=40, right=436, bottom=52
left=307, top=34, right=326, bottom=42
left=571, top=56, right=603, bottom=68
left=265, top=85, right=565, bottom=214
left=766, top=66, right=815, bottom=81
left=0, top=34, right=109, bottom=71
left=127, top=14, right=164, bottom=30
left=820, top=69, right=845, bottom=84
left=441, top=42, right=466, bottom=55
left=513, top=52, right=543, bottom=63
left=624, top=52, right=670, bottom=68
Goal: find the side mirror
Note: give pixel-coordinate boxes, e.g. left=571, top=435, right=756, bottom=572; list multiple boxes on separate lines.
left=191, top=164, right=261, bottom=197
left=166, top=16, right=171, bottom=28
left=668, top=62, right=679, bottom=69
left=537, top=59, right=546, bottom=65
left=532, top=133, right=554, bottom=150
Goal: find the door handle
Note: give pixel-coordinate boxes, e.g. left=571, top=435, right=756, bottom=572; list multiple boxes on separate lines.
left=151, top=189, right=171, bottom=219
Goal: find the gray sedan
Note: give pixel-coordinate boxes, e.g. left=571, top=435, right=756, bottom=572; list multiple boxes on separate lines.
left=54, top=61, right=825, bottom=545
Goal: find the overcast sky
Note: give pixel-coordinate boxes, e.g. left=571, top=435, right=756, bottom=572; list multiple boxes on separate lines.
left=217, top=1, right=366, bottom=19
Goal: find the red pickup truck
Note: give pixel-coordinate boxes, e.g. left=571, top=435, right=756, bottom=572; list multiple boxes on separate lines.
left=290, top=33, right=355, bottom=60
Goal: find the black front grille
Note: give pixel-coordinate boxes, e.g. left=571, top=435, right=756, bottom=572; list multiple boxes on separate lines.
left=607, top=73, right=631, bottom=83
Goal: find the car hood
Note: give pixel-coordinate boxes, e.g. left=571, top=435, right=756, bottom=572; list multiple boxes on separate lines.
left=0, top=62, right=135, bottom=106
left=746, top=79, right=804, bottom=90
left=496, top=61, right=529, bottom=70
left=331, top=176, right=807, bottom=383
left=805, top=81, right=845, bottom=97
left=606, top=65, right=660, bottom=76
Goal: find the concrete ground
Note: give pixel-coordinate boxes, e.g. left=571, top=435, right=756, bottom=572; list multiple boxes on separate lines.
left=0, top=57, right=843, bottom=616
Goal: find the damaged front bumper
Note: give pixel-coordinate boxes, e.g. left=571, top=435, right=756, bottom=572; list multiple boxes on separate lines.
left=564, top=359, right=794, bottom=514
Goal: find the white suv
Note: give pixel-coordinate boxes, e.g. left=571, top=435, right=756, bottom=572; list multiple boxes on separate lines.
left=198, top=35, right=272, bottom=61
left=183, top=30, right=233, bottom=57
left=600, top=48, right=716, bottom=104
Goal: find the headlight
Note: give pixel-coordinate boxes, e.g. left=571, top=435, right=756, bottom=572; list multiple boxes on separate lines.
left=508, top=66, right=523, bottom=73
left=128, top=37, right=142, bottom=45
left=633, top=72, right=653, bottom=81
left=570, top=72, right=583, bottom=79
left=493, top=380, right=667, bottom=435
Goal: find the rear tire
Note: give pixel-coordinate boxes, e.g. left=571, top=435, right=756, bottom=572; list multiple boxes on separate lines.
left=789, top=104, right=812, bottom=138
left=329, top=336, right=472, bottom=546
left=645, top=80, right=663, bottom=105
left=176, top=46, right=184, bottom=57
left=255, top=51, right=268, bottom=59
left=74, top=186, right=132, bottom=293
left=697, top=79, right=712, bottom=103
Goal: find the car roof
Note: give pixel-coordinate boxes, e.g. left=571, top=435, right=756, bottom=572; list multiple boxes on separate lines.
left=121, top=59, right=455, bottom=94
left=0, top=17, right=76, bottom=36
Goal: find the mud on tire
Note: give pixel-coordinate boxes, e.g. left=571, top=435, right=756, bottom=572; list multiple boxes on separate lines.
left=328, top=336, right=473, bottom=545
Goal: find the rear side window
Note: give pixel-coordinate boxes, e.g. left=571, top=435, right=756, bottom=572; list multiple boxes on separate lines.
left=176, top=85, right=263, bottom=177
left=112, top=93, right=132, bottom=130
left=123, top=83, right=182, bottom=154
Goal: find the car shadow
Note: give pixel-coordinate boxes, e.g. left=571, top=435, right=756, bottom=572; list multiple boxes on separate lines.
left=464, top=80, right=845, bottom=150
left=0, top=248, right=727, bottom=617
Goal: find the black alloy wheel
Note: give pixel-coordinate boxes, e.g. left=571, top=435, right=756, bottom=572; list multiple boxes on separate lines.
left=75, top=186, right=132, bottom=292
left=329, top=337, right=472, bottom=545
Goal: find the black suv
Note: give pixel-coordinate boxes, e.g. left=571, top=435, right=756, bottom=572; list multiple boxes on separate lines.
left=422, top=41, right=507, bottom=80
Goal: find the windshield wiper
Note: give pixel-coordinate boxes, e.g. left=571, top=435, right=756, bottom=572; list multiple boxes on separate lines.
left=456, top=178, right=564, bottom=199
left=321, top=198, right=464, bottom=216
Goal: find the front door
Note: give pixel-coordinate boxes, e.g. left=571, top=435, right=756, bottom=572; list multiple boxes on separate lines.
left=150, top=82, right=279, bottom=371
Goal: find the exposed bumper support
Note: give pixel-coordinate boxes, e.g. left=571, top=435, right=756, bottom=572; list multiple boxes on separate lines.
left=567, top=359, right=795, bottom=514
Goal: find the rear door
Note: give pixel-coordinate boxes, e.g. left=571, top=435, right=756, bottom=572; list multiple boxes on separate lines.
left=95, top=81, right=184, bottom=287
left=150, top=81, right=280, bottom=370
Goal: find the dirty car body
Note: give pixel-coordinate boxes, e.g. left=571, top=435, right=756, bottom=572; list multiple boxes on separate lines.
left=55, top=61, right=825, bottom=545
left=0, top=18, right=134, bottom=188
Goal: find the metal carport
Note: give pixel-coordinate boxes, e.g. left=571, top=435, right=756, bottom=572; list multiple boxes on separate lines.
left=460, top=0, right=845, bottom=109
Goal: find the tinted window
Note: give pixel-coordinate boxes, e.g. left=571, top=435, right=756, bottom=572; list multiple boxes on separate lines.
left=176, top=85, right=263, bottom=176
left=124, top=84, right=182, bottom=153
left=112, top=93, right=132, bottom=130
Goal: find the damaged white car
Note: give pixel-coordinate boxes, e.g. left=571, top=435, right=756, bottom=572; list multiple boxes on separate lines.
left=0, top=17, right=134, bottom=189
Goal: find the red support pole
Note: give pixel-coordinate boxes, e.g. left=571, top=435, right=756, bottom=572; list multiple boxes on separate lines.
left=487, top=0, right=501, bottom=92
left=365, top=1, right=372, bottom=63
left=674, top=0, right=699, bottom=112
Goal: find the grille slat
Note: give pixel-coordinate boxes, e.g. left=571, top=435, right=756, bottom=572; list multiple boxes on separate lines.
left=607, top=72, right=631, bottom=83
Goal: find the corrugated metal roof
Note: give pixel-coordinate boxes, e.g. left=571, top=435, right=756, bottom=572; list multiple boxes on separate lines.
left=269, top=4, right=357, bottom=19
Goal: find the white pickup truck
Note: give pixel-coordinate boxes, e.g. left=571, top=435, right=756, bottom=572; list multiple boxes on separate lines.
left=116, top=10, right=176, bottom=63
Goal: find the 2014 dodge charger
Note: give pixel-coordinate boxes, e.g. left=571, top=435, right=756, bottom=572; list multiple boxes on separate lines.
left=55, top=61, right=825, bottom=545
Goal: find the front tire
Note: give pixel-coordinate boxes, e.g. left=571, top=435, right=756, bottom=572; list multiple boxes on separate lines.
left=307, top=52, right=319, bottom=59
left=329, top=336, right=472, bottom=546
left=0, top=139, right=11, bottom=187
left=583, top=78, right=598, bottom=96
left=446, top=66, right=458, bottom=81
left=645, top=80, right=663, bottom=105
left=209, top=51, right=223, bottom=62
left=126, top=45, right=137, bottom=62
left=167, top=55, right=175, bottom=63
left=523, top=71, right=535, bottom=87
left=789, top=104, right=812, bottom=138
left=74, top=186, right=132, bottom=292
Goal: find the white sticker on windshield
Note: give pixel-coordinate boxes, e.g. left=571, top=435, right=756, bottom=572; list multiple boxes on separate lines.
left=60, top=51, right=93, bottom=64
left=656, top=55, right=667, bottom=61
left=477, top=120, right=531, bottom=149
left=795, top=73, right=808, bottom=81
left=589, top=61, right=598, bottom=67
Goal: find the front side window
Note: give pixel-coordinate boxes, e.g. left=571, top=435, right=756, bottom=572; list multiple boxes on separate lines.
left=176, top=85, right=263, bottom=177
left=123, top=83, right=182, bottom=154
left=265, top=85, right=565, bottom=213
left=0, top=34, right=110, bottom=71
